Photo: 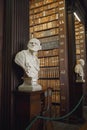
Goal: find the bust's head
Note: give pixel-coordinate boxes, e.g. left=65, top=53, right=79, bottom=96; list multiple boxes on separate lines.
left=79, top=59, right=85, bottom=66
left=27, top=38, right=42, bottom=52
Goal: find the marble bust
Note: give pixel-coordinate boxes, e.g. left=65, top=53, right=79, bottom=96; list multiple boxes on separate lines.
left=74, top=59, right=85, bottom=82
left=14, top=38, right=42, bottom=91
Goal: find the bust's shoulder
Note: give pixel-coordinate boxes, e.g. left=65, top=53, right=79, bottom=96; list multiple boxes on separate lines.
left=18, top=50, right=27, bottom=54
left=16, top=50, right=28, bottom=56
left=15, top=50, right=28, bottom=61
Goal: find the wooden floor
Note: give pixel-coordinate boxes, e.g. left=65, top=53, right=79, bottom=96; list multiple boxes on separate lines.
left=42, top=120, right=80, bottom=130
left=80, top=122, right=87, bottom=130
left=43, top=121, right=87, bottom=130
left=41, top=106, right=87, bottom=130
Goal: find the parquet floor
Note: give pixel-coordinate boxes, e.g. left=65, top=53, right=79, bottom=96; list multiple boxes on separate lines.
left=42, top=106, right=87, bottom=130
left=80, top=122, right=87, bottom=130
left=80, top=106, right=87, bottom=130
left=43, top=121, right=87, bottom=130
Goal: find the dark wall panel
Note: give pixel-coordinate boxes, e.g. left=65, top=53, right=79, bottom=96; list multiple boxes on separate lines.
left=1, top=0, right=29, bottom=129
left=0, top=0, right=4, bottom=129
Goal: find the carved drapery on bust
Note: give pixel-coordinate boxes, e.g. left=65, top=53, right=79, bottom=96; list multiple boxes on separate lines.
left=14, top=38, right=42, bottom=91
left=74, top=59, right=85, bottom=83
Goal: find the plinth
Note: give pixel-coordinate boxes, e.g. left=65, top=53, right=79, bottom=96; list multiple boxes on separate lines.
left=14, top=90, right=45, bottom=130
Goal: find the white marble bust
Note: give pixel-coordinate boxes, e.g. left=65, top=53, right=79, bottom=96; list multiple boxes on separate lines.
left=15, top=38, right=42, bottom=91
left=74, top=59, right=85, bottom=82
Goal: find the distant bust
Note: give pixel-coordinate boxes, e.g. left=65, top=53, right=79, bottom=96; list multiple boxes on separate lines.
left=74, top=59, right=85, bottom=82
left=15, top=38, right=42, bottom=91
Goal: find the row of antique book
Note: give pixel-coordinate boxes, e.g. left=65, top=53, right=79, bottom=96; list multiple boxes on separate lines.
left=30, top=20, right=59, bottom=32
left=38, top=48, right=59, bottom=57
left=39, top=56, right=59, bottom=67
left=30, top=16, right=64, bottom=26
left=38, top=79, right=60, bottom=90
left=29, top=4, right=59, bottom=15
left=30, top=0, right=64, bottom=9
left=75, top=18, right=85, bottom=59
left=76, top=54, right=84, bottom=60
left=39, top=67, right=59, bottom=78
left=30, top=28, right=59, bottom=38
left=41, top=41, right=59, bottom=50
left=29, top=11, right=64, bottom=22
left=39, top=35, right=59, bottom=43
left=52, top=91, right=60, bottom=103
left=29, top=7, right=64, bottom=17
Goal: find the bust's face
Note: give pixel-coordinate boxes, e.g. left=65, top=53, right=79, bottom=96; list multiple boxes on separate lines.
left=79, top=59, right=85, bottom=66
left=28, top=42, right=40, bottom=52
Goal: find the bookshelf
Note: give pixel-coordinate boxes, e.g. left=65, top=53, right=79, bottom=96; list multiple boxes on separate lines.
left=38, top=49, right=60, bottom=104
left=74, top=17, right=86, bottom=61
left=29, top=0, right=68, bottom=116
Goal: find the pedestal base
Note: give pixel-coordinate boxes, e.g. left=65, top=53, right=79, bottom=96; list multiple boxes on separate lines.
left=18, top=83, right=42, bottom=91
left=18, top=77, right=42, bottom=91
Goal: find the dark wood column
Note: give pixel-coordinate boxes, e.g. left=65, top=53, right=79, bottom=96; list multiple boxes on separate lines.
left=0, top=0, right=4, bottom=129
left=67, top=0, right=85, bottom=122
left=84, top=28, right=87, bottom=105
left=67, top=10, right=76, bottom=111
left=1, top=0, right=29, bottom=130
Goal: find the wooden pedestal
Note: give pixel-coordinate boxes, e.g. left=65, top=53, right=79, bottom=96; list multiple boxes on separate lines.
left=14, top=90, right=45, bottom=130
left=69, top=82, right=84, bottom=123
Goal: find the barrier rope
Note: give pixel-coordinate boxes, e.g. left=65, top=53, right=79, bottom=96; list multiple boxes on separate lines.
left=26, top=94, right=84, bottom=130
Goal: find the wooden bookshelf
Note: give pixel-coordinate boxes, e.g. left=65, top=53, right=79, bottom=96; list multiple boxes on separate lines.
left=74, top=17, right=86, bottom=61
left=29, top=0, right=69, bottom=116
